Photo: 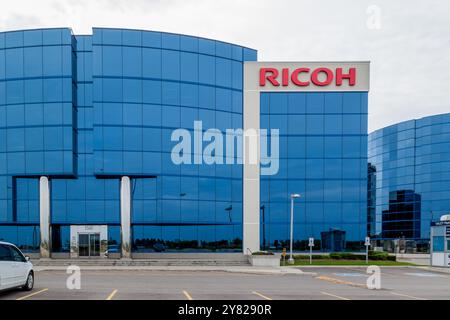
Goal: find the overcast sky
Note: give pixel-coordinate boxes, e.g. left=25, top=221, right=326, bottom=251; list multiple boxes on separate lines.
left=1, top=0, right=449, bottom=132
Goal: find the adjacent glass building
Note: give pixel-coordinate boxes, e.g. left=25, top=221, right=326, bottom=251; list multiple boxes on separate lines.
left=368, top=114, right=450, bottom=245
left=0, top=27, right=369, bottom=257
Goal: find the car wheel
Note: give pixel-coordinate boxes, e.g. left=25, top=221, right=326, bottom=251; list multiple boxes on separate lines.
left=22, top=272, right=34, bottom=291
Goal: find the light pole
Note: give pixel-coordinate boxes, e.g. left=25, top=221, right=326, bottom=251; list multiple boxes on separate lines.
left=289, top=194, right=301, bottom=264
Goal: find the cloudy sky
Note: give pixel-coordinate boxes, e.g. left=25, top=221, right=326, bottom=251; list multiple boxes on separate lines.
left=1, top=0, right=449, bottom=132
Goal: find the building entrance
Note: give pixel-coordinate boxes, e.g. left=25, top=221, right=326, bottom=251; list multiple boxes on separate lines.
left=78, top=233, right=101, bottom=257
left=70, top=225, right=108, bottom=258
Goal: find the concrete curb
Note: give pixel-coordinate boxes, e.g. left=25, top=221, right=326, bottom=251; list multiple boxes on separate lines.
left=292, top=265, right=419, bottom=268
left=413, top=266, right=450, bottom=274
left=33, top=265, right=314, bottom=276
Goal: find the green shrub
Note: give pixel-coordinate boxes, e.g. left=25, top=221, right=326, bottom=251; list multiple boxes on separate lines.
left=330, top=252, right=364, bottom=260
left=369, top=251, right=387, bottom=260
left=252, top=251, right=274, bottom=256
left=368, top=251, right=396, bottom=261
left=329, top=251, right=396, bottom=261
left=290, top=254, right=329, bottom=260
left=276, top=251, right=396, bottom=261
left=388, top=255, right=396, bottom=261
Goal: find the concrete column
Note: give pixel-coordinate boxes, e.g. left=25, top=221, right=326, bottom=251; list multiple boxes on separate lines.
left=120, top=176, right=131, bottom=259
left=242, top=87, right=260, bottom=255
left=39, top=176, right=50, bottom=259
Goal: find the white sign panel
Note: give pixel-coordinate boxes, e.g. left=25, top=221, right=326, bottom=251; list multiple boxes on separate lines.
left=244, top=61, right=370, bottom=92
left=242, top=61, right=370, bottom=254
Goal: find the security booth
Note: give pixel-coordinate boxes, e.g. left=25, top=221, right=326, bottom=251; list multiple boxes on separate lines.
left=430, top=215, right=450, bottom=267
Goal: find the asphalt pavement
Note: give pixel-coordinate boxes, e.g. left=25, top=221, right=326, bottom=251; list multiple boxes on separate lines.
left=1, top=266, right=450, bottom=300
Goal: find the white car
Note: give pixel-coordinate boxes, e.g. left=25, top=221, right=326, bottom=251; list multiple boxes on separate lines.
left=0, top=242, right=34, bottom=291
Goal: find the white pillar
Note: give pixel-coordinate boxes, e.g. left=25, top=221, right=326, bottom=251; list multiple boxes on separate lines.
left=120, top=176, right=131, bottom=259
left=242, top=86, right=261, bottom=255
left=39, top=176, right=50, bottom=258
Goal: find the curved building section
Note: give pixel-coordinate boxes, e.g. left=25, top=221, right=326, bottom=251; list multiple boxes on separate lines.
left=0, top=29, right=77, bottom=252
left=91, top=28, right=256, bottom=253
left=0, top=27, right=257, bottom=255
left=369, top=113, right=450, bottom=247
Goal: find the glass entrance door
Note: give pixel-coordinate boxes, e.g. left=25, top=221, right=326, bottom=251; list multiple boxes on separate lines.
left=89, top=233, right=100, bottom=257
left=78, top=234, right=89, bottom=257
left=78, top=233, right=101, bottom=257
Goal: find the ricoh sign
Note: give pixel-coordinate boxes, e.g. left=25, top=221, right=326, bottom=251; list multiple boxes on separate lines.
left=245, top=61, right=370, bottom=92
left=260, top=67, right=356, bottom=87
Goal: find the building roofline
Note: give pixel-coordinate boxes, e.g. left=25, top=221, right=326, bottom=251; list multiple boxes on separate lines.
left=369, top=112, right=450, bottom=135
left=0, top=27, right=73, bottom=35
left=91, top=27, right=257, bottom=52
left=1, top=26, right=257, bottom=53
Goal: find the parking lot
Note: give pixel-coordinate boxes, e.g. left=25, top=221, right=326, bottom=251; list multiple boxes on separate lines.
left=1, top=267, right=450, bottom=300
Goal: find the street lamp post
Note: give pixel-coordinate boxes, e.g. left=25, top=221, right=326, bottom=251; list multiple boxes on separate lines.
left=288, top=194, right=301, bottom=264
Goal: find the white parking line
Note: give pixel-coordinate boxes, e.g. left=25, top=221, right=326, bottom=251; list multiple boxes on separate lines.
left=106, top=289, right=118, bottom=300
left=390, top=292, right=427, bottom=300
left=16, top=288, right=49, bottom=300
left=252, top=291, right=272, bottom=300
left=404, top=272, right=445, bottom=278
left=316, top=275, right=365, bottom=288
left=320, top=291, right=351, bottom=300
left=183, top=290, right=193, bottom=300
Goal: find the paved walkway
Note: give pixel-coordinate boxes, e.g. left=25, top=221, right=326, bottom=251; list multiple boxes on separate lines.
left=34, top=265, right=310, bottom=275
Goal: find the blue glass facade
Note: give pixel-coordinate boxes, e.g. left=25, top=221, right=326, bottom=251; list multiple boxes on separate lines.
left=0, top=28, right=257, bottom=252
left=0, top=27, right=371, bottom=255
left=369, top=114, right=450, bottom=241
left=260, top=92, right=368, bottom=250
left=0, top=29, right=77, bottom=251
